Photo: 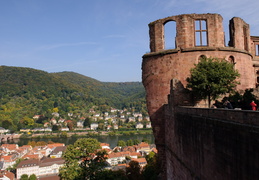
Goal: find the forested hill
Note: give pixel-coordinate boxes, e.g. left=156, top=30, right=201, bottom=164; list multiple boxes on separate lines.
left=0, top=66, right=146, bottom=129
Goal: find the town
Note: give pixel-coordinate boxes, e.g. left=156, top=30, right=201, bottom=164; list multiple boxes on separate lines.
left=6, top=106, right=151, bottom=134
left=0, top=106, right=154, bottom=179
left=0, top=140, right=157, bottom=180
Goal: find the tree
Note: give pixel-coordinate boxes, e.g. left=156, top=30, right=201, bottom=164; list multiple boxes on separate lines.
left=21, top=116, right=34, bottom=127
left=133, top=139, right=140, bottom=145
left=60, top=131, right=68, bottom=138
left=20, top=174, right=29, bottom=180
left=93, top=169, right=128, bottom=180
left=67, top=121, right=74, bottom=131
left=126, top=139, right=134, bottom=146
left=142, top=138, right=151, bottom=144
left=53, top=107, right=59, bottom=113
left=29, top=174, right=37, bottom=180
left=142, top=152, right=160, bottom=180
left=1, top=120, right=12, bottom=129
left=126, top=160, right=142, bottom=180
left=117, top=140, right=126, bottom=147
left=27, top=141, right=37, bottom=147
left=36, top=141, right=47, bottom=146
left=52, top=124, right=60, bottom=131
left=83, top=117, right=92, bottom=127
left=98, top=123, right=105, bottom=130
left=228, top=88, right=259, bottom=110
left=59, top=138, right=107, bottom=180
left=186, top=57, right=240, bottom=107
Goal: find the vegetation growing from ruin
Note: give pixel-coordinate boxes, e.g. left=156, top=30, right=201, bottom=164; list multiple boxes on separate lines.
left=186, top=57, right=240, bottom=107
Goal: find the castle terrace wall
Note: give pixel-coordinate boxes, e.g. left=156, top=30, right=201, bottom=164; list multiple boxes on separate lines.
left=165, top=106, right=259, bottom=180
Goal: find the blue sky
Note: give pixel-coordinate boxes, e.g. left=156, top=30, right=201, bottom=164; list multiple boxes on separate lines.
left=0, top=0, right=259, bottom=82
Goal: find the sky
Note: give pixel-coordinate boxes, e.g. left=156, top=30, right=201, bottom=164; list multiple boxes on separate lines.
left=0, top=0, right=259, bottom=82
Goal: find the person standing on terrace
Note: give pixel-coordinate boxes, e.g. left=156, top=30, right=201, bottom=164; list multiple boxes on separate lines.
left=250, top=100, right=257, bottom=111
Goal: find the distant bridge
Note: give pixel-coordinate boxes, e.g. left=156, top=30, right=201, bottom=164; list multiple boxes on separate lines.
left=0, top=134, right=20, bottom=142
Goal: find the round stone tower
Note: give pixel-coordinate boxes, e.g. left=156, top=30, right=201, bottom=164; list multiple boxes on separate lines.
left=142, top=13, right=256, bottom=164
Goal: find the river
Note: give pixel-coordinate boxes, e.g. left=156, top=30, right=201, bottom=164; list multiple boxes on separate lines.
left=6, top=134, right=155, bottom=148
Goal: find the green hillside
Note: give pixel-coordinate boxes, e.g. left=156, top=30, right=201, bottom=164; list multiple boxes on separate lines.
left=0, top=66, right=146, bottom=131
left=51, top=71, right=146, bottom=108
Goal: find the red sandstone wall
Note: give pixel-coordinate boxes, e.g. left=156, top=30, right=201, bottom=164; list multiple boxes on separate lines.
left=165, top=106, right=259, bottom=179
left=142, top=13, right=259, bottom=179
left=229, top=17, right=251, bottom=51
left=143, top=13, right=256, bottom=118
left=142, top=49, right=255, bottom=117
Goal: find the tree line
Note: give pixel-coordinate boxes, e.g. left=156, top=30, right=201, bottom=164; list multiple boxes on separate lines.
left=0, top=66, right=147, bottom=132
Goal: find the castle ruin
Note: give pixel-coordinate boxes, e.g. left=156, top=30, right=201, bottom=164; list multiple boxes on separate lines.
left=142, top=13, right=259, bottom=179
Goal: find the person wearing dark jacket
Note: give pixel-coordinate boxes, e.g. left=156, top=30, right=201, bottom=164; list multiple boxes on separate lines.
left=223, top=100, right=233, bottom=109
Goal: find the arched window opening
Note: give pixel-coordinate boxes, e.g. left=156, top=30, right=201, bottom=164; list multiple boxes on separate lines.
left=228, top=56, right=235, bottom=65
left=199, top=55, right=207, bottom=60
left=256, top=71, right=259, bottom=87
left=164, top=21, right=176, bottom=50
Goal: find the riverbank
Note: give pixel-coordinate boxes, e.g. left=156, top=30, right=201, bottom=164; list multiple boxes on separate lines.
left=13, top=133, right=155, bottom=148
left=19, top=129, right=153, bottom=139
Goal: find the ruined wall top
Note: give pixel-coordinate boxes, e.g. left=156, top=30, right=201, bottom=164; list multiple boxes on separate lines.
left=229, top=17, right=251, bottom=51
left=148, top=13, right=251, bottom=54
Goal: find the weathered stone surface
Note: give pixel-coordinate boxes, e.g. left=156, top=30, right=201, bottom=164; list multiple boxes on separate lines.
left=165, top=106, right=259, bottom=180
left=142, top=13, right=259, bottom=179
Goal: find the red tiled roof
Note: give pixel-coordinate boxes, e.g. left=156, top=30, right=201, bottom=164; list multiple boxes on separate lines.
left=20, top=145, right=32, bottom=150
left=1, top=155, right=14, bottom=162
left=17, top=159, right=40, bottom=168
left=137, top=142, right=149, bottom=148
left=122, top=146, right=137, bottom=152
left=47, top=143, right=65, bottom=149
left=131, top=158, right=147, bottom=164
left=5, top=171, right=15, bottom=180
left=100, top=143, right=110, bottom=147
left=118, top=163, right=127, bottom=167
left=1, top=144, right=18, bottom=151
left=23, top=154, right=40, bottom=160
left=108, top=151, right=131, bottom=159
left=50, top=146, right=66, bottom=155
left=0, top=170, right=15, bottom=180
left=40, top=157, right=65, bottom=167
left=130, top=152, right=141, bottom=157
left=152, top=148, right=158, bottom=153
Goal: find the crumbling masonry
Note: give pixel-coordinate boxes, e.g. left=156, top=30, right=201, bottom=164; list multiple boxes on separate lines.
left=142, top=13, right=259, bottom=179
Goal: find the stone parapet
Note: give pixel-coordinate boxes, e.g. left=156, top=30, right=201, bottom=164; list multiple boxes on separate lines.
left=176, top=106, right=259, bottom=126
